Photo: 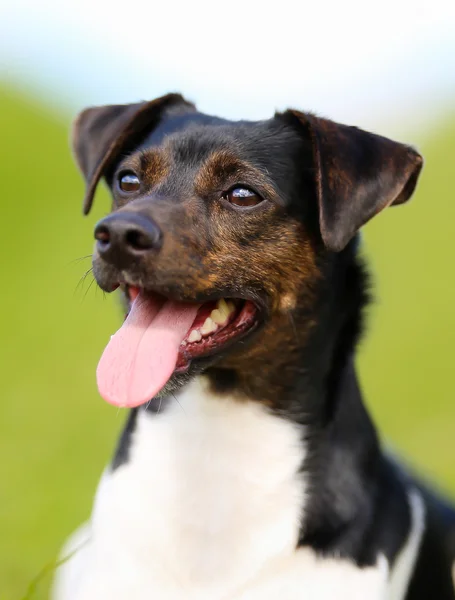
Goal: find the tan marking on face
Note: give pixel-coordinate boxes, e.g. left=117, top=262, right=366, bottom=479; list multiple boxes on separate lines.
left=205, top=223, right=321, bottom=403
left=140, top=149, right=170, bottom=187
left=214, top=307, right=320, bottom=405
left=204, top=213, right=318, bottom=298
left=194, top=149, right=280, bottom=202
left=452, top=561, right=455, bottom=589
left=279, top=293, right=297, bottom=313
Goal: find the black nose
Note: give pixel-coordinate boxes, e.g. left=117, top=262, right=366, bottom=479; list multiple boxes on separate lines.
left=94, top=213, right=162, bottom=267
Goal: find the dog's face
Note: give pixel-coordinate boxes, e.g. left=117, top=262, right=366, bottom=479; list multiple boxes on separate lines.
left=94, top=114, right=316, bottom=313
left=73, top=94, right=422, bottom=406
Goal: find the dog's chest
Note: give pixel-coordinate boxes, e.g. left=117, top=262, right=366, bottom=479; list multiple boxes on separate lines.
left=87, top=379, right=307, bottom=598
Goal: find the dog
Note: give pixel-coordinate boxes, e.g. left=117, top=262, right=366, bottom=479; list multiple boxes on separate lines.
left=53, top=93, right=455, bottom=600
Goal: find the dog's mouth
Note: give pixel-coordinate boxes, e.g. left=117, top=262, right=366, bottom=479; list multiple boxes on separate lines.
left=176, top=296, right=258, bottom=368
left=96, top=285, right=260, bottom=408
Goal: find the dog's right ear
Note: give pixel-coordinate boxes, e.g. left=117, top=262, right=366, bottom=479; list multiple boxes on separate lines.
left=72, top=94, right=195, bottom=215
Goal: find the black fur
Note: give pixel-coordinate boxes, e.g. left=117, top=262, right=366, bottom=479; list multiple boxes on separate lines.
left=111, top=408, right=137, bottom=470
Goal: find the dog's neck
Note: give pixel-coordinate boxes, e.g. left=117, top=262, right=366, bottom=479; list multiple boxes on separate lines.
left=204, top=238, right=385, bottom=554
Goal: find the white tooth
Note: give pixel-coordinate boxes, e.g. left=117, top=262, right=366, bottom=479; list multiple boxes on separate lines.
left=217, top=298, right=234, bottom=320
left=226, top=300, right=236, bottom=315
left=211, top=308, right=228, bottom=325
left=201, top=317, right=217, bottom=335
left=188, top=329, right=202, bottom=343
left=217, top=298, right=229, bottom=314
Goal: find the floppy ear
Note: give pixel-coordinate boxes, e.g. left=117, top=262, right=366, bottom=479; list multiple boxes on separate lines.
left=282, top=110, right=423, bottom=252
left=72, top=93, right=195, bottom=214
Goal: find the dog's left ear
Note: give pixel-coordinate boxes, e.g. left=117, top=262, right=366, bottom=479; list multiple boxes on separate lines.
left=281, top=110, right=423, bottom=252
left=72, top=93, right=195, bottom=214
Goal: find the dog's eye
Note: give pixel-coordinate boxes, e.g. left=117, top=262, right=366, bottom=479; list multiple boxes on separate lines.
left=118, top=172, right=140, bottom=193
left=224, top=187, right=263, bottom=208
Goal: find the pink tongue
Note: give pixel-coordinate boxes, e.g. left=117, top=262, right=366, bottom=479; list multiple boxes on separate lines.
left=96, top=293, right=199, bottom=408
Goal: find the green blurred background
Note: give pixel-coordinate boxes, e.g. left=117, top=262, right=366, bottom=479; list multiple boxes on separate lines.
left=0, top=79, right=454, bottom=599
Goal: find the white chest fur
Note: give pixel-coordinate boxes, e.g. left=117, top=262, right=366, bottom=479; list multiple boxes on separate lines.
left=70, top=378, right=308, bottom=599
left=54, top=378, right=406, bottom=600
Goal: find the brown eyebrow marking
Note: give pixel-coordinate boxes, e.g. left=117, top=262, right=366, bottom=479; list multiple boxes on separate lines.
left=194, top=149, right=281, bottom=203
left=139, top=149, right=170, bottom=186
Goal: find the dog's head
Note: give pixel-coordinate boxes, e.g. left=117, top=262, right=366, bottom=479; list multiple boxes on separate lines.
left=73, top=93, right=422, bottom=407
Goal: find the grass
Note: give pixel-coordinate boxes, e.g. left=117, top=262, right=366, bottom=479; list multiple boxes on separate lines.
left=0, top=84, right=454, bottom=599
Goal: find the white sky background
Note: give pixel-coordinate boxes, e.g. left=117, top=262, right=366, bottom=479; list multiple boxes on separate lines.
left=1, top=0, right=454, bottom=137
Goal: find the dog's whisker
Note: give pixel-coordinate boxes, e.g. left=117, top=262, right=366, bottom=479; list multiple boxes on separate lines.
left=82, top=276, right=96, bottom=302
left=68, top=254, right=93, bottom=266
left=80, top=267, right=93, bottom=280
left=172, top=393, right=186, bottom=416
left=74, top=267, right=94, bottom=297
left=77, top=272, right=93, bottom=296
left=288, top=312, right=299, bottom=344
